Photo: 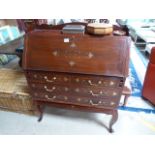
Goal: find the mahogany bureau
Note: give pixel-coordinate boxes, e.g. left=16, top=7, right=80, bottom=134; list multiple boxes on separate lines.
left=22, top=30, right=130, bottom=133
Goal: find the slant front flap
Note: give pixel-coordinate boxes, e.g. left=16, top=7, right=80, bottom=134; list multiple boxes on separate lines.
left=23, top=31, right=130, bottom=77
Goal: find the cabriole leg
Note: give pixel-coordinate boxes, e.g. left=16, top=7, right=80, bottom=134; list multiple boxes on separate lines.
left=109, top=110, right=118, bottom=133
left=37, top=104, right=44, bottom=122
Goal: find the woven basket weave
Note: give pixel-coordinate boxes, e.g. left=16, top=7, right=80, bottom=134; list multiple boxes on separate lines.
left=0, top=69, right=38, bottom=115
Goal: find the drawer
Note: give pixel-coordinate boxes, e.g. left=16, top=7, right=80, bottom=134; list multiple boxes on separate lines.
left=26, top=71, right=123, bottom=88
left=32, top=91, right=120, bottom=108
left=28, top=82, right=122, bottom=99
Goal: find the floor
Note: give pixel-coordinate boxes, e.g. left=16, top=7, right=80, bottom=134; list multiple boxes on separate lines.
left=0, top=42, right=155, bottom=135
left=0, top=107, right=155, bottom=135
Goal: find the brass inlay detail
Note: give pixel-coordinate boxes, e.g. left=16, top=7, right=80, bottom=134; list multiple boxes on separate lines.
left=64, top=96, right=68, bottom=100
left=77, top=98, right=81, bottom=102
left=64, top=77, right=68, bottom=82
left=75, top=88, right=80, bottom=92
left=69, top=61, right=75, bottom=67
left=88, top=52, right=94, bottom=59
left=53, top=51, right=58, bottom=56
left=75, top=78, right=80, bottom=82
left=110, top=81, right=115, bottom=86
left=64, top=87, right=69, bottom=91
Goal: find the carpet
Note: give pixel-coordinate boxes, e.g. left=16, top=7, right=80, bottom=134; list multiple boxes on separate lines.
left=129, top=60, right=142, bottom=97
left=118, top=45, right=155, bottom=114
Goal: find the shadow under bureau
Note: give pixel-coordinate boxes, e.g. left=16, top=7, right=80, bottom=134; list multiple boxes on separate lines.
left=22, top=30, right=130, bottom=133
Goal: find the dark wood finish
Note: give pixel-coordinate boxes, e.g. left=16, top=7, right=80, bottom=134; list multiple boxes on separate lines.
left=23, top=30, right=129, bottom=77
left=36, top=100, right=118, bottom=132
left=109, top=110, right=118, bottom=133
left=122, top=85, right=132, bottom=106
left=26, top=71, right=122, bottom=87
left=23, top=29, right=130, bottom=132
left=37, top=103, right=44, bottom=122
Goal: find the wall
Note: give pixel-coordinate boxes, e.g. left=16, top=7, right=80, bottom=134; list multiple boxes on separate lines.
left=0, top=19, right=17, bottom=27
left=0, top=20, right=6, bottom=27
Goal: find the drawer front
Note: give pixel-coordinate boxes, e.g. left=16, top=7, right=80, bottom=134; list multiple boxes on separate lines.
left=29, top=82, right=122, bottom=99
left=26, top=71, right=124, bottom=109
left=26, top=71, right=123, bottom=88
left=31, top=90, right=120, bottom=108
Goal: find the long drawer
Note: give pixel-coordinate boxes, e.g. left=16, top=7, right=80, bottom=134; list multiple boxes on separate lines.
left=26, top=71, right=124, bottom=88
left=31, top=90, right=120, bottom=108
left=29, top=82, right=122, bottom=99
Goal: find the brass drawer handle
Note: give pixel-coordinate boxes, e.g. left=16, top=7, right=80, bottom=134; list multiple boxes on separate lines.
left=44, top=86, right=56, bottom=92
left=45, top=95, right=56, bottom=100
left=89, top=90, right=103, bottom=96
left=90, top=100, right=115, bottom=106
left=88, top=80, right=102, bottom=86
left=89, top=100, right=101, bottom=105
left=88, top=80, right=99, bottom=86
left=44, top=76, right=56, bottom=83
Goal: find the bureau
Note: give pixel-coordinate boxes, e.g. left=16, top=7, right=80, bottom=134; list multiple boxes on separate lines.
left=22, top=29, right=130, bottom=133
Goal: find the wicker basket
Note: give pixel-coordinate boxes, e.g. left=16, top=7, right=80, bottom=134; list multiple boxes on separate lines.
left=0, top=69, right=38, bottom=115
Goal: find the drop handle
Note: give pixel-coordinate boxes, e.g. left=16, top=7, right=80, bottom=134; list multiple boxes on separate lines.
left=89, top=100, right=102, bottom=105
left=89, top=90, right=103, bottom=96
left=45, top=95, right=56, bottom=100
left=44, top=76, right=56, bottom=83
left=44, top=86, right=56, bottom=92
left=88, top=80, right=102, bottom=86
